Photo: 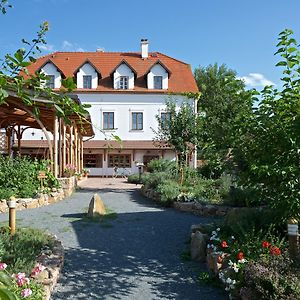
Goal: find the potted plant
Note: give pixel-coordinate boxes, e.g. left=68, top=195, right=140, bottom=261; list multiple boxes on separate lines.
left=64, top=164, right=76, bottom=178
left=82, top=168, right=90, bottom=177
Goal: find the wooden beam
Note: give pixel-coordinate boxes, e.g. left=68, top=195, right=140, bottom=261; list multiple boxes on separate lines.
left=53, top=116, right=59, bottom=178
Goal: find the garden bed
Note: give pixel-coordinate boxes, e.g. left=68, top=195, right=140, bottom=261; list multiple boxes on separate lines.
left=0, top=176, right=78, bottom=213
left=0, top=227, right=64, bottom=300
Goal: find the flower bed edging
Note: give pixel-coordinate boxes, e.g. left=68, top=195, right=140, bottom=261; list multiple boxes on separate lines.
left=34, top=235, right=64, bottom=300
left=0, top=176, right=78, bottom=213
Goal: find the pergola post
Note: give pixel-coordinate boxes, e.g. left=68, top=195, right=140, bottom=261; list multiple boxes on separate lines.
left=74, top=124, right=78, bottom=172
left=6, top=127, right=12, bottom=157
left=53, top=116, right=59, bottom=178
left=17, top=125, right=22, bottom=156
left=69, top=125, right=73, bottom=166
left=62, top=122, right=66, bottom=176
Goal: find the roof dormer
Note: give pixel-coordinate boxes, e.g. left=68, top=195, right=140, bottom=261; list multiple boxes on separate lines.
left=112, top=61, right=136, bottom=90
left=74, top=60, right=101, bottom=89
left=39, top=60, right=63, bottom=89
left=147, top=61, right=170, bottom=90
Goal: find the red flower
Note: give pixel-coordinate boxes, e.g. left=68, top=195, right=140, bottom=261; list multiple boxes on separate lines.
left=262, top=241, right=271, bottom=248
left=237, top=251, right=244, bottom=260
left=270, top=246, right=281, bottom=256
left=221, top=240, right=228, bottom=248
left=217, top=255, right=223, bottom=264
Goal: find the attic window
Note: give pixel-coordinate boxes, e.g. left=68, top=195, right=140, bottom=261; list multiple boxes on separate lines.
left=46, top=75, right=55, bottom=89
left=83, top=75, right=92, bottom=89
left=154, top=76, right=163, bottom=89
left=119, top=76, right=129, bottom=89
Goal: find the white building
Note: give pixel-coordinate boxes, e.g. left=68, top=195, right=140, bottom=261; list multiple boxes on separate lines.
left=22, top=40, right=199, bottom=176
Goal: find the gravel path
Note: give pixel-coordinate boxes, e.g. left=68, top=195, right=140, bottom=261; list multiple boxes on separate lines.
left=0, top=179, right=227, bottom=300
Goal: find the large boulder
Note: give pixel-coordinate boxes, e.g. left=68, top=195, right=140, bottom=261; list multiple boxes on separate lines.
left=87, top=194, right=106, bottom=217
left=190, top=231, right=208, bottom=262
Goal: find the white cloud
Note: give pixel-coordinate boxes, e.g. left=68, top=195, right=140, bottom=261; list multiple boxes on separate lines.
left=61, top=40, right=85, bottom=52
left=39, top=44, right=55, bottom=52
left=239, top=73, right=275, bottom=87
left=62, top=40, right=73, bottom=49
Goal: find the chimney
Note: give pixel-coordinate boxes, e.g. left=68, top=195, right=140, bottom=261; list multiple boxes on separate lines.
left=96, top=48, right=105, bottom=52
left=141, top=39, right=149, bottom=59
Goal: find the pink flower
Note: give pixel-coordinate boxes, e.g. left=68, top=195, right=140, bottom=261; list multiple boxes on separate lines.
left=0, top=263, right=7, bottom=270
left=17, top=277, right=30, bottom=287
left=21, top=288, right=32, bottom=298
left=31, top=264, right=45, bottom=277
left=15, top=273, right=26, bottom=280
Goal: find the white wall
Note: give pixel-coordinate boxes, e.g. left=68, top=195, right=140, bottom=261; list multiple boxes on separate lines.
left=147, top=64, right=168, bottom=89
left=78, top=93, right=190, bottom=140
left=76, top=63, right=98, bottom=89
left=40, top=63, right=61, bottom=89
left=113, top=64, right=134, bottom=89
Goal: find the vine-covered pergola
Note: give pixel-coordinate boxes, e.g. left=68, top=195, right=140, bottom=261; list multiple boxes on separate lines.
left=0, top=90, right=94, bottom=177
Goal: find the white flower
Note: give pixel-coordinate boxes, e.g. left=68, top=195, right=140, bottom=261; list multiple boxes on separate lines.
left=212, top=231, right=217, bottom=235
left=231, top=236, right=235, bottom=240
left=226, top=278, right=232, bottom=284
left=216, top=228, right=220, bottom=231
left=238, top=259, right=247, bottom=264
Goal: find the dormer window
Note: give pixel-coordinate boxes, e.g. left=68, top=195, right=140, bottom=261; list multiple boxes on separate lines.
left=39, top=61, right=62, bottom=89
left=83, top=75, right=92, bottom=89
left=46, top=75, right=55, bottom=89
left=119, top=76, right=129, bottom=90
left=147, top=61, right=170, bottom=90
left=112, top=61, right=136, bottom=90
left=75, top=61, right=100, bottom=89
left=153, top=76, right=163, bottom=89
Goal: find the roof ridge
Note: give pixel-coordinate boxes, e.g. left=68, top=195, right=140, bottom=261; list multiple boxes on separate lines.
left=155, top=52, right=189, bottom=66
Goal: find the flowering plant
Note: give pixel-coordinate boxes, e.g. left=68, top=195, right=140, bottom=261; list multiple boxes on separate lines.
left=64, top=164, right=76, bottom=177
left=207, top=226, right=286, bottom=298
left=0, top=262, right=45, bottom=299
left=82, top=168, right=90, bottom=176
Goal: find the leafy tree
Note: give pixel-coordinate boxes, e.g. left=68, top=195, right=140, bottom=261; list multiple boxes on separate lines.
left=0, top=1, right=90, bottom=125
left=237, top=29, right=300, bottom=221
left=154, top=98, right=202, bottom=183
left=194, top=64, right=254, bottom=177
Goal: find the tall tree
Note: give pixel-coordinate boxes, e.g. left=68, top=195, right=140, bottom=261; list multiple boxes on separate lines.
left=194, top=64, right=254, bottom=177
left=237, top=29, right=300, bottom=221
left=154, top=98, right=202, bottom=182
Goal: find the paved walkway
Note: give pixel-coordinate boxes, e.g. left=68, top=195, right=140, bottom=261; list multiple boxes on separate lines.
left=0, top=178, right=227, bottom=300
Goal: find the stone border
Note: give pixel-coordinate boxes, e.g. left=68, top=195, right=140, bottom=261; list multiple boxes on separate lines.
left=34, top=235, right=64, bottom=300
left=141, top=186, right=231, bottom=217
left=0, top=176, right=79, bottom=213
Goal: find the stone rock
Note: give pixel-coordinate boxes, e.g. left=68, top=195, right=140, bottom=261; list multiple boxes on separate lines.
left=87, top=194, right=106, bottom=217
left=190, top=223, right=215, bottom=234
left=190, top=231, right=208, bottom=262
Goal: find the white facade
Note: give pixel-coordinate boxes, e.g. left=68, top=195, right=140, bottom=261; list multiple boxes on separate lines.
left=40, top=62, right=61, bottom=89
left=76, top=63, right=98, bottom=89
left=147, top=64, right=168, bottom=89
left=113, top=63, right=135, bottom=89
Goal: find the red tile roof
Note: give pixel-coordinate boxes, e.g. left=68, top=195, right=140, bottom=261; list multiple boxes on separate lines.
left=25, top=52, right=198, bottom=93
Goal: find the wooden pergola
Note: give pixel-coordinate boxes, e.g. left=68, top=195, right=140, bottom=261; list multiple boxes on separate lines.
left=0, top=90, right=94, bottom=177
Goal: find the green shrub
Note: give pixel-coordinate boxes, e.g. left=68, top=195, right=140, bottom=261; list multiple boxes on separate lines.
left=142, top=172, right=171, bottom=189
left=0, top=156, right=60, bottom=199
left=242, top=253, right=300, bottom=300
left=193, top=177, right=221, bottom=204
left=156, top=180, right=181, bottom=205
left=127, top=174, right=141, bottom=184
left=147, top=158, right=177, bottom=173
left=0, top=227, right=54, bottom=274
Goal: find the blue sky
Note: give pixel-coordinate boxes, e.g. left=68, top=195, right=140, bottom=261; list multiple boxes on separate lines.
left=1, top=0, right=300, bottom=89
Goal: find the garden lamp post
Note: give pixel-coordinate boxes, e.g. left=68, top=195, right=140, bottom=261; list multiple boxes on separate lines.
left=287, top=218, right=299, bottom=260
left=7, top=196, right=16, bottom=235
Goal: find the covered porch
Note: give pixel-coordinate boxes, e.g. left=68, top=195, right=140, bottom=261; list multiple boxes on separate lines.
left=0, top=91, right=94, bottom=178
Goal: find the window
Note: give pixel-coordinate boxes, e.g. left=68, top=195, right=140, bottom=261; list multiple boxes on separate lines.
left=103, top=112, right=114, bottom=130
left=83, top=154, right=102, bottom=168
left=83, top=75, right=92, bottom=89
left=119, top=76, right=129, bottom=89
left=160, top=112, right=171, bottom=128
left=132, top=112, right=143, bottom=130
left=153, top=76, right=163, bottom=89
left=46, top=75, right=55, bottom=89
left=108, top=154, right=131, bottom=168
